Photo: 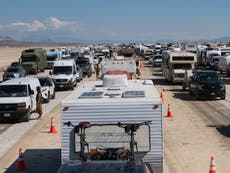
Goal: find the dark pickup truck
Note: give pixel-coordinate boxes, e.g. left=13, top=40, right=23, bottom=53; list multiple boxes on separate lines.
left=188, top=70, right=226, bottom=100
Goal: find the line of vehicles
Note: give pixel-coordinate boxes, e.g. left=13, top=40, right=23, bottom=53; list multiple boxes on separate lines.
left=137, top=42, right=228, bottom=100
left=0, top=46, right=114, bottom=123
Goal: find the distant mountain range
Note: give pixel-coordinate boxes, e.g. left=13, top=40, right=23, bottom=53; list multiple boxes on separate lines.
left=1, top=34, right=230, bottom=46
left=0, top=35, right=13, bottom=41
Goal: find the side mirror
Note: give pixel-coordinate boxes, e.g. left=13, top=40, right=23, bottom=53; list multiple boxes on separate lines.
left=73, top=71, right=76, bottom=74
left=30, top=90, right=34, bottom=95
left=49, top=71, right=52, bottom=75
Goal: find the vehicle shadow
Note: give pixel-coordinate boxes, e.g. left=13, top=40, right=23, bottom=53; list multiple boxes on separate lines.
left=4, top=149, right=61, bottom=173
left=207, top=125, right=230, bottom=138
left=151, top=78, right=175, bottom=86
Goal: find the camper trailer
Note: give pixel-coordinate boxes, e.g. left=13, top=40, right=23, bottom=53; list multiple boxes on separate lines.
left=59, top=75, right=163, bottom=173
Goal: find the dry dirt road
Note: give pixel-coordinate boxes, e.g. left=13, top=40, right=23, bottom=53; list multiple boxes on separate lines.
left=0, top=48, right=230, bottom=173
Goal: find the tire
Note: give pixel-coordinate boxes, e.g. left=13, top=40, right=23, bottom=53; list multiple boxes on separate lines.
left=51, top=90, right=55, bottom=99
left=70, top=83, right=74, bottom=90
left=74, top=80, right=77, bottom=87
left=24, top=109, right=31, bottom=122
left=195, top=90, right=200, bottom=100
left=182, top=83, right=186, bottom=90
left=189, top=87, right=193, bottom=96
left=220, top=94, right=226, bottom=100
left=46, top=92, right=50, bottom=103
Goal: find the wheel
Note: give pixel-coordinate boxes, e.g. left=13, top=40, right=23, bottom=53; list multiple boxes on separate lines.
left=195, top=90, right=200, bottom=100
left=220, top=94, right=226, bottom=100
left=70, top=83, right=74, bottom=90
left=74, top=80, right=77, bottom=87
left=182, top=83, right=186, bottom=90
left=46, top=92, right=50, bottom=103
left=51, top=90, right=55, bottom=99
left=24, top=109, right=31, bottom=122
left=189, top=87, right=193, bottom=96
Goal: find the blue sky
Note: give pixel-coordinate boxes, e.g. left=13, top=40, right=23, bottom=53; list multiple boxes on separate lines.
left=0, top=0, right=230, bottom=42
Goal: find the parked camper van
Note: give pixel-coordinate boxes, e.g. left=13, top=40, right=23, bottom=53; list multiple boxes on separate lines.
left=0, top=77, right=41, bottom=122
left=20, top=48, right=47, bottom=74
left=218, top=55, right=230, bottom=75
left=50, top=59, right=77, bottom=90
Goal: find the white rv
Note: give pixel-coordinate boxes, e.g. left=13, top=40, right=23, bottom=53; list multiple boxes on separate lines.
left=59, top=75, right=163, bottom=173
left=0, top=77, right=41, bottom=122
left=161, top=51, right=197, bottom=83
left=218, top=55, right=230, bottom=75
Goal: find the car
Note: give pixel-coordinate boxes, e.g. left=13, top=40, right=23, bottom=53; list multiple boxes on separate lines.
left=76, top=64, right=83, bottom=82
left=152, top=55, right=162, bottom=67
left=188, top=70, right=226, bottom=100
left=2, top=66, right=26, bottom=81
left=37, top=76, right=55, bottom=103
left=75, top=58, right=93, bottom=77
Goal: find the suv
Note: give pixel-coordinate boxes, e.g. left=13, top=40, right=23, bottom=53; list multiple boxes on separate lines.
left=37, top=77, right=55, bottom=103
left=3, top=66, right=26, bottom=81
left=75, top=58, right=93, bottom=77
left=188, top=70, right=226, bottom=100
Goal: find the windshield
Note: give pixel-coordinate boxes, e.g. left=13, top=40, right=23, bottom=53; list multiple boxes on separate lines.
left=47, top=56, right=57, bottom=61
left=38, top=78, right=50, bottom=86
left=7, top=68, right=20, bottom=72
left=76, top=60, right=89, bottom=67
left=21, top=56, right=37, bottom=62
left=53, top=66, right=72, bottom=75
left=173, top=64, right=192, bottom=70
left=0, top=85, right=28, bottom=97
left=197, top=73, right=219, bottom=82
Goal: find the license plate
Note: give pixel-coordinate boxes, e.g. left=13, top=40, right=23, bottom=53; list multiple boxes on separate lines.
left=210, top=92, right=215, bottom=96
left=59, top=85, right=64, bottom=87
left=4, top=113, right=11, bottom=117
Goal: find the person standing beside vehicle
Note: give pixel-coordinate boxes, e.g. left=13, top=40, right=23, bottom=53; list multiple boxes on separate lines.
left=36, top=86, right=43, bottom=119
left=95, top=59, right=102, bottom=80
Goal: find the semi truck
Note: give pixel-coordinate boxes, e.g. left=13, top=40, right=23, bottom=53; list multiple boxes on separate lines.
left=58, top=74, right=163, bottom=173
left=20, top=48, right=47, bottom=74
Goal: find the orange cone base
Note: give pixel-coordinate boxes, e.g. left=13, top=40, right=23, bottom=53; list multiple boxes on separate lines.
left=49, top=126, right=57, bottom=133
left=16, top=160, right=27, bottom=171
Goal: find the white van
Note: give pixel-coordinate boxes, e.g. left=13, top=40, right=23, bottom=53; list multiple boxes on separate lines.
left=0, top=77, right=41, bottom=122
left=218, top=55, right=230, bottom=76
left=51, top=59, right=77, bottom=90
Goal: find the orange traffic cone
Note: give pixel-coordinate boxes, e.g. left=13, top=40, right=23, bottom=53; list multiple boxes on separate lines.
left=167, top=104, right=173, bottom=118
left=160, top=91, right=165, bottom=104
left=49, top=116, right=57, bottom=133
left=209, top=156, right=216, bottom=173
left=16, top=148, right=27, bottom=171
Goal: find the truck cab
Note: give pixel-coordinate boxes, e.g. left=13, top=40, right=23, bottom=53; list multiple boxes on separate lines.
left=0, top=77, right=41, bottom=122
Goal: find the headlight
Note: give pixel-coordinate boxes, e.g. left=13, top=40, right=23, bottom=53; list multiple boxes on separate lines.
left=198, top=85, right=204, bottom=90
left=14, top=74, right=20, bottom=77
left=17, top=102, right=27, bottom=110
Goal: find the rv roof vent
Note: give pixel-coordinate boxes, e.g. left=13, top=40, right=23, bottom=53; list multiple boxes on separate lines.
left=103, top=74, right=128, bottom=87
left=79, top=91, right=104, bottom=99
left=123, top=90, right=145, bottom=98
